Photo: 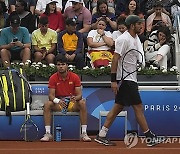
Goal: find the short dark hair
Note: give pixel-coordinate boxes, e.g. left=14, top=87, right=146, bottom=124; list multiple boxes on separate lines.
left=39, top=16, right=49, bottom=25
left=65, top=18, right=76, bottom=26
left=54, top=55, right=68, bottom=65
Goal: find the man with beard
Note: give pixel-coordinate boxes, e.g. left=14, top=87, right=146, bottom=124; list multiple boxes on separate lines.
left=40, top=55, right=91, bottom=142
left=94, top=15, right=166, bottom=147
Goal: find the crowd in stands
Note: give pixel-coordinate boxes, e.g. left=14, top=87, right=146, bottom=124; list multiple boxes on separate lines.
left=0, top=0, right=179, bottom=69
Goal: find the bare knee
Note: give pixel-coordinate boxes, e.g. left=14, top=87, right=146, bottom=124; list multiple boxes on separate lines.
left=44, top=101, right=54, bottom=111
left=78, top=99, right=87, bottom=110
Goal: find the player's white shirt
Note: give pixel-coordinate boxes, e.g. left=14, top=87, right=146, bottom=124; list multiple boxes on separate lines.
left=36, top=0, right=62, bottom=12
left=115, top=30, right=144, bottom=83
left=87, top=30, right=112, bottom=51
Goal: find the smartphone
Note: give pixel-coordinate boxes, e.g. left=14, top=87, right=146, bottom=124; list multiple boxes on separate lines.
left=102, top=15, right=106, bottom=17
left=13, top=38, right=18, bottom=42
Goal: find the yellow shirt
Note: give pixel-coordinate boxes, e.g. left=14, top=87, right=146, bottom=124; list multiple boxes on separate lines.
left=62, top=33, right=78, bottom=51
left=32, top=28, right=57, bottom=50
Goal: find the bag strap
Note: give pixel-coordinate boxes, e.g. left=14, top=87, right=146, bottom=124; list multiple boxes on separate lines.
left=8, top=70, right=16, bottom=111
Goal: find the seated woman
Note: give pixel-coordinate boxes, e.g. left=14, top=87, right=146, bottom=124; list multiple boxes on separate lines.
left=41, top=0, right=64, bottom=33
left=87, top=18, right=113, bottom=68
left=91, top=0, right=117, bottom=32
left=146, top=2, right=172, bottom=34
left=145, top=26, right=174, bottom=69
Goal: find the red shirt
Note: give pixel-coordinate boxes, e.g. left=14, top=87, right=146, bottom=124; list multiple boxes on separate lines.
left=48, top=71, right=81, bottom=97
left=41, top=12, right=64, bottom=31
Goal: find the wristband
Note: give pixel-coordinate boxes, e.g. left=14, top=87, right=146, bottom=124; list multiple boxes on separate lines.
left=101, top=33, right=105, bottom=37
left=111, top=73, right=117, bottom=82
left=53, top=98, right=60, bottom=104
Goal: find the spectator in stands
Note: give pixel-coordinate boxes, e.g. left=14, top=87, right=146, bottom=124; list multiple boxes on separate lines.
left=146, top=2, right=172, bottom=34
left=145, top=25, right=173, bottom=69
left=112, top=16, right=127, bottom=41
left=141, top=0, right=171, bottom=17
left=57, top=18, right=85, bottom=69
left=91, top=0, right=115, bottom=15
left=41, top=0, right=64, bottom=33
left=9, top=0, right=36, bottom=14
left=87, top=18, right=113, bottom=68
left=6, top=0, right=36, bottom=34
left=40, top=55, right=91, bottom=142
left=31, top=16, right=57, bottom=64
left=0, top=1, right=8, bottom=30
left=35, top=0, right=62, bottom=16
left=64, top=0, right=92, bottom=35
left=91, top=0, right=117, bottom=32
left=64, top=0, right=85, bottom=11
left=0, top=15, right=31, bottom=67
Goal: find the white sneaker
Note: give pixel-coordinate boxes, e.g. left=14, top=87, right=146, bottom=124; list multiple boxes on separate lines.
left=81, top=133, right=91, bottom=142
left=40, top=133, right=53, bottom=142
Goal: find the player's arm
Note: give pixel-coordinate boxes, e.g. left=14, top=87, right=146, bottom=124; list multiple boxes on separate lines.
left=73, top=86, right=83, bottom=102
left=111, top=53, right=120, bottom=95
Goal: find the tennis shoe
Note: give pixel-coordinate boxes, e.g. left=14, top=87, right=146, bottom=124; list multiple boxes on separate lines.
left=81, top=133, right=91, bottom=142
left=146, top=136, right=166, bottom=147
left=94, top=135, right=116, bottom=146
left=40, top=133, right=53, bottom=142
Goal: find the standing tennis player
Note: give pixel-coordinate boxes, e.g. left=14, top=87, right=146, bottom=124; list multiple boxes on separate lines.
left=40, top=55, right=91, bottom=142
left=95, top=15, right=165, bottom=147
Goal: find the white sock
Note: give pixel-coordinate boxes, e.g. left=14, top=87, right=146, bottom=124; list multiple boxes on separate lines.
left=81, top=125, right=87, bottom=134
left=45, top=126, right=51, bottom=134
left=99, top=126, right=108, bottom=137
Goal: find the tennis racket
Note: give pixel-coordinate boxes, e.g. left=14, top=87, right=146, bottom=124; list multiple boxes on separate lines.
left=120, top=49, right=143, bottom=81
left=20, top=102, right=39, bottom=141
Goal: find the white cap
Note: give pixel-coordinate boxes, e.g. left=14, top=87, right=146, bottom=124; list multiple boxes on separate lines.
left=70, top=0, right=84, bottom=3
left=47, top=0, right=58, bottom=5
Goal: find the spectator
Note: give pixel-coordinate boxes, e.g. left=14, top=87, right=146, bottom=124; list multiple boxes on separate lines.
left=112, top=16, right=127, bottom=42
left=35, top=0, right=62, bottom=16
left=41, top=0, right=64, bottom=33
left=31, top=16, right=57, bottom=64
left=0, top=15, right=31, bottom=67
left=146, top=2, right=172, bottom=33
left=87, top=18, right=113, bottom=68
left=91, top=0, right=117, bottom=32
left=40, top=55, right=91, bottom=142
left=119, top=0, right=145, bottom=38
left=9, top=0, right=36, bottom=14
left=145, top=26, right=174, bottom=69
left=57, top=18, right=85, bottom=69
left=64, top=0, right=92, bottom=48
left=6, top=0, right=36, bottom=34
left=0, top=1, right=8, bottom=30
left=170, top=0, right=180, bottom=29
left=91, top=0, right=115, bottom=14
left=64, top=0, right=85, bottom=11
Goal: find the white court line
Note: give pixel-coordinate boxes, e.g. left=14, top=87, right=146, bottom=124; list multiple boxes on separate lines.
left=0, top=148, right=180, bottom=151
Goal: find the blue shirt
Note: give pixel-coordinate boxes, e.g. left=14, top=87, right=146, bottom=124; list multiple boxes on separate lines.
left=0, top=27, right=31, bottom=51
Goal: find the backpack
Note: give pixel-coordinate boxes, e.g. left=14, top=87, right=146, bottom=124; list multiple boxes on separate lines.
left=0, top=68, right=30, bottom=124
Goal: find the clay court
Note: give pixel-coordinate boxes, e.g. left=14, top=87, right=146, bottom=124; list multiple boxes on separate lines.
left=0, top=137, right=179, bottom=154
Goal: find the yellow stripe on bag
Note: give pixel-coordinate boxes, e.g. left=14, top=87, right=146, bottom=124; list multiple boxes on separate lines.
left=8, top=70, right=16, bottom=110
left=1, top=75, right=10, bottom=109
left=20, top=68, right=25, bottom=109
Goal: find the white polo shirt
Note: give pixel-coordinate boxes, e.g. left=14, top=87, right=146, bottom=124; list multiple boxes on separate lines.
left=115, top=30, right=144, bottom=82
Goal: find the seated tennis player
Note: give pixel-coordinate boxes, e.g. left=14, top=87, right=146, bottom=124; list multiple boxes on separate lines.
left=40, top=55, right=91, bottom=142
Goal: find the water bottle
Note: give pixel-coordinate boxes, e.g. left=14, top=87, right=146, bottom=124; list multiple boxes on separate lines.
left=56, top=125, right=61, bottom=142
left=61, top=97, right=70, bottom=114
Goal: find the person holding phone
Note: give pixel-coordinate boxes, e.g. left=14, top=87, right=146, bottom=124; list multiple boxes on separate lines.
left=0, top=15, right=31, bottom=67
